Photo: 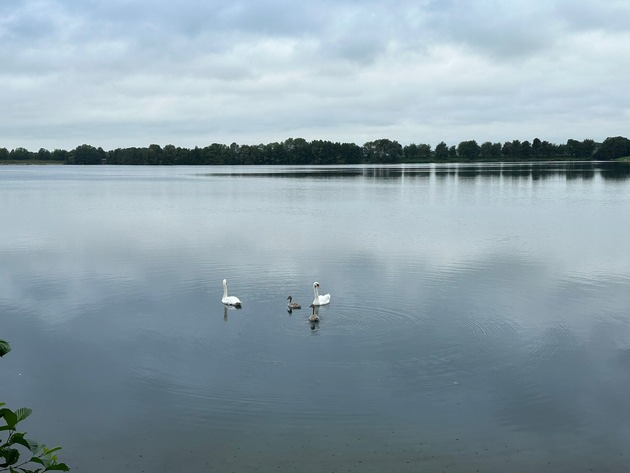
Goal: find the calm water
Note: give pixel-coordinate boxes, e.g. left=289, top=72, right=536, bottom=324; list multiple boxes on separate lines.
left=1, top=162, right=630, bottom=472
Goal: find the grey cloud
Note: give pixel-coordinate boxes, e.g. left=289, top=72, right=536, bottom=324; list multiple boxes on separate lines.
left=1, top=0, right=630, bottom=150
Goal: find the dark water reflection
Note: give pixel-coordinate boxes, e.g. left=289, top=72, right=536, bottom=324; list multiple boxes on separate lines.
left=200, top=160, right=630, bottom=181
left=1, top=163, right=630, bottom=472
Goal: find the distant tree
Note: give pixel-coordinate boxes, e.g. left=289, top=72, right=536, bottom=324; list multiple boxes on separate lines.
left=189, top=146, right=203, bottom=165
left=70, top=144, right=105, bottom=164
left=227, top=142, right=240, bottom=165
left=531, top=138, right=542, bottom=159
left=340, top=142, right=362, bottom=164
left=566, top=138, right=596, bottom=160
left=123, top=147, right=147, bottom=165
left=37, top=148, right=52, bottom=161
left=456, top=140, right=480, bottom=161
left=403, top=143, right=432, bottom=162
left=491, top=142, right=502, bottom=160
left=479, top=142, right=493, bottom=160
left=502, top=140, right=518, bottom=160
left=434, top=142, right=449, bottom=161
left=539, top=140, right=558, bottom=160
left=521, top=140, right=532, bottom=160
left=479, top=141, right=502, bottom=161
left=146, top=144, right=162, bottom=165
left=263, top=142, right=286, bottom=165
left=402, top=144, right=418, bottom=162
left=9, top=147, right=34, bottom=161
left=511, top=140, right=522, bottom=160
left=363, top=139, right=403, bottom=163
left=580, top=139, right=596, bottom=159
left=417, top=143, right=432, bottom=161
left=2, top=135, right=627, bottom=165
left=52, top=149, right=70, bottom=163
left=283, top=138, right=312, bottom=165
left=594, top=136, right=630, bottom=160
left=312, top=140, right=345, bottom=165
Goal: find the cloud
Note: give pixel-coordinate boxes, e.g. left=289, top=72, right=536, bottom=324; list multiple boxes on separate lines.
left=1, top=0, right=629, bottom=150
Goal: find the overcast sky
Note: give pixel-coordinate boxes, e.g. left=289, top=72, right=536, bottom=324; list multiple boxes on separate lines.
left=2, top=0, right=629, bottom=151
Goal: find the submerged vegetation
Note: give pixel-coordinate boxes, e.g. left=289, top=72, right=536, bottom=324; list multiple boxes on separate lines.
left=1, top=136, right=629, bottom=165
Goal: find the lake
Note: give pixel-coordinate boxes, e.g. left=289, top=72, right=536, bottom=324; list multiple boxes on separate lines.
left=1, top=162, right=630, bottom=472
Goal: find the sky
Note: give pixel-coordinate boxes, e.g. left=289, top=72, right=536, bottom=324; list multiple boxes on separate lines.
left=1, top=0, right=630, bottom=152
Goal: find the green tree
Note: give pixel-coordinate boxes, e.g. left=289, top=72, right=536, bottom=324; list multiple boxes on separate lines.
left=146, top=144, right=162, bottom=165
left=363, top=139, right=403, bottom=164
left=340, top=142, right=362, bottom=164
left=283, top=138, right=312, bottom=165
left=403, top=143, right=432, bottom=162
left=37, top=148, right=52, bottom=161
left=457, top=140, right=480, bottom=161
left=594, top=136, right=630, bottom=160
left=9, top=148, right=34, bottom=161
left=479, top=141, right=502, bottom=161
left=521, top=140, right=532, bottom=160
left=434, top=142, right=449, bottom=161
left=51, top=149, right=69, bottom=163
left=448, top=145, right=457, bottom=161
left=566, top=138, right=595, bottom=160
left=70, top=144, right=105, bottom=165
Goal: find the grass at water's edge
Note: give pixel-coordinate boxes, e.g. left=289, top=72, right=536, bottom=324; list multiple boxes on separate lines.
left=0, top=160, right=64, bottom=165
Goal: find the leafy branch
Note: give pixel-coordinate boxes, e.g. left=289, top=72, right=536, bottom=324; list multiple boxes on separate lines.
left=0, top=339, right=69, bottom=473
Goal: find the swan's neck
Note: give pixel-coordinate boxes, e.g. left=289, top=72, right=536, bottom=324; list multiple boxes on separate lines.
left=223, top=282, right=228, bottom=299
left=313, top=285, right=319, bottom=298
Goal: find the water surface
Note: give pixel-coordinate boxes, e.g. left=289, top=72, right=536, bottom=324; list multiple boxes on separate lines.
left=1, top=162, right=630, bottom=472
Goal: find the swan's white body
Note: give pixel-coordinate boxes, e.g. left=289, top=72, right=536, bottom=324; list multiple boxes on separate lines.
left=312, top=281, right=331, bottom=306
left=222, top=279, right=242, bottom=308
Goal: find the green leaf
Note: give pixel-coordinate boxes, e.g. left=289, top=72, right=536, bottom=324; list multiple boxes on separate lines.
left=44, top=464, right=69, bottom=472
left=0, top=340, right=11, bottom=357
left=14, top=408, right=32, bottom=423
left=8, top=432, right=31, bottom=450
left=42, top=447, right=61, bottom=456
left=0, top=409, right=18, bottom=429
left=0, top=446, right=20, bottom=466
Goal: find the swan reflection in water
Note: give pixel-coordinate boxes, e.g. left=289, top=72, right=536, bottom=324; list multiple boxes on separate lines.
left=223, top=304, right=242, bottom=321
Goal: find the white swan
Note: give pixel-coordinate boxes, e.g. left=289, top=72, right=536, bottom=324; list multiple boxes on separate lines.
left=222, top=279, right=242, bottom=308
left=312, top=281, right=331, bottom=306
left=287, top=296, right=301, bottom=310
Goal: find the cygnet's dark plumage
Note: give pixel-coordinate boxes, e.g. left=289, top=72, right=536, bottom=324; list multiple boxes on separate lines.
left=287, top=296, right=301, bottom=310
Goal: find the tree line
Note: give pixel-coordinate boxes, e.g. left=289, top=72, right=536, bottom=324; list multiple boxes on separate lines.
left=2, top=136, right=629, bottom=165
